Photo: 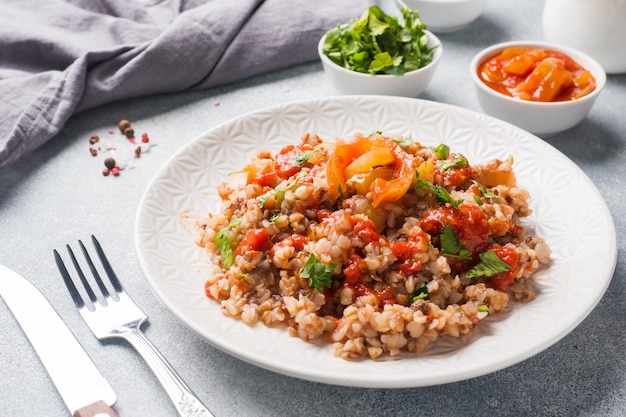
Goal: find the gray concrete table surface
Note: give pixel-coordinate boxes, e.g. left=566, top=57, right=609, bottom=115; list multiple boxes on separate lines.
left=1, top=1, right=624, bottom=416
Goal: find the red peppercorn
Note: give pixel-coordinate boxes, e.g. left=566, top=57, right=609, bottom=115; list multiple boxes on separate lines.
left=111, top=166, right=120, bottom=176
left=141, top=133, right=149, bottom=143
left=102, top=168, right=110, bottom=176
left=89, top=147, right=98, bottom=156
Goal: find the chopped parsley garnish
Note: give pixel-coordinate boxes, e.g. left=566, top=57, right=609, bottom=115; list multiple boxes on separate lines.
left=214, top=217, right=241, bottom=270
left=321, top=3, right=435, bottom=75
left=438, top=154, right=467, bottom=171
left=473, top=195, right=484, bottom=206
left=393, top=136, right=414, bottom=147
left=472, top=180, right=501, bottom=200
left=432, top=143, right=450, bottom=160
left=416, top=180, right=463, bottom=209
left=256, top=188, right=285, bottom=208
left=466, top=251, right=511, bottom=279
left=269, top=213, right=281, bottom=222
left=257, top=180, right=302, bottom=208
left=299, top=254, right=337, bottom=292
left=440, top=225, right=472, bottom=260
left=409, top=283, right=429, bottom=303
left=292, top=148, right=318, bottom=166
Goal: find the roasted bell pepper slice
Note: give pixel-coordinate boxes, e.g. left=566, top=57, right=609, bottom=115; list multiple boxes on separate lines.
left=326, top=134, right=415, bottom=207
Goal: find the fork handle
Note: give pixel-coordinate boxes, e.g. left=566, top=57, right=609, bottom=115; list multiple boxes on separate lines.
left=122, top=328, right=214, bottom=417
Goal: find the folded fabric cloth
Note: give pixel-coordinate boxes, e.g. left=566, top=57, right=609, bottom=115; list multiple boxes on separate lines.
left=0, top=0, right=374, bottom=169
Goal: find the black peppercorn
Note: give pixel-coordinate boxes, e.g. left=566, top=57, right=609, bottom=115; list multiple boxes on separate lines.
left=104, top=157, right=116, bottom=170
left=118, top=119, right=131, bottom=133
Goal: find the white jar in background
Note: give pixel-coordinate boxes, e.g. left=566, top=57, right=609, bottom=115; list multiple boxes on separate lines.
left=542, top=0, right=626, bottom=74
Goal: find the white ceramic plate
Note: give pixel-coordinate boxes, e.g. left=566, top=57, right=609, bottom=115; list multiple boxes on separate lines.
left=135, top=96, right=617, bottom=388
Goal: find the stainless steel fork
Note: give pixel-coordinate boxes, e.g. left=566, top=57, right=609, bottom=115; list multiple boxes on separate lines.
left=54, top=235, right=214, bottom=417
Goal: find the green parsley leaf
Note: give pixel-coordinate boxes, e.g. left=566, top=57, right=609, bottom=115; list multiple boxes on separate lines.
left=471, top=180, right=501, bottom=200
left=409, top=283, right=429, bottom=303
left=432, top=143, right=450, bottom=159
left=257, top=180, right=302, bottom=208
left=292, top=148, right=318, bottom=166
left=299, top=254, right=337, bottom=292
left=370, top=51, right=395, bottom=73
left=440, top=225, right=472, bottom=260
left=214, top=217, right=241, bottom=270
left=466, top=251, right=511, bottom=279
left=321, top=4, right=435, bottom=75
left=415, top=180, right=463, bottom=210
left=393, top=136, right=414, bottom=147
left=269, top=213, right=281, bottom=222
left=256, top=188, right=285, bottom=208
left=438, top=154, right=468, bottom=171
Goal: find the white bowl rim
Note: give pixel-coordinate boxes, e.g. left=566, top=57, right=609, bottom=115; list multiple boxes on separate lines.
left=470, top=40, right=607, bottom=107
left=318, top=29, right=443, bottom=79
left=410, top=0, right=486, bottom=3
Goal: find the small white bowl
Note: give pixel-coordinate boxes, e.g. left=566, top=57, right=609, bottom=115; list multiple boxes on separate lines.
left=470, top=41, right=606, bottom=136
left=318, top=30, right=442, bottom=98
left=405, top=0, right=488, bottom=34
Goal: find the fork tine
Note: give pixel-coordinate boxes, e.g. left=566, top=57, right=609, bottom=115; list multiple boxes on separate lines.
left=53, top=249, right=86, bottom=309
left=67, top=243, right=100, bottom=305
left=78, top=239, right=112, bottom=300
left=91, top=235, right=124, bottom=294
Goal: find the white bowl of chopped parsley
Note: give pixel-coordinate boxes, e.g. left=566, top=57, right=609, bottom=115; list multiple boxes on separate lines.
left=318, top=4, right=442, bottom=97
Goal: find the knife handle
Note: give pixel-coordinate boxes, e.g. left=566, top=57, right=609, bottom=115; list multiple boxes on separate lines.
left=73, top=400, right=119, bottom=417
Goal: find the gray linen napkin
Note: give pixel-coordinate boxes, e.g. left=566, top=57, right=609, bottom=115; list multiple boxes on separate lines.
left=0, top=0, right=374, bottom=169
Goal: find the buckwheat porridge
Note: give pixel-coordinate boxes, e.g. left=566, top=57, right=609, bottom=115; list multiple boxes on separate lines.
left=194, top=132, right=551, bottom=360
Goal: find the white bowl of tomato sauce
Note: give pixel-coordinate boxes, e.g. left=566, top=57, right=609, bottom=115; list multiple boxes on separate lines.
left=470, top=41, right=606, bottom=136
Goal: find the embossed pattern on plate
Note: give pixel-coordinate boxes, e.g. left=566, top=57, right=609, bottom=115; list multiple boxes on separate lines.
left=134, top=96, right=617, bottom=388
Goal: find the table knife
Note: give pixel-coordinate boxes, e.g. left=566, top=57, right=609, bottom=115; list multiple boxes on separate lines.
left=0, top=264, right=119, bottom=417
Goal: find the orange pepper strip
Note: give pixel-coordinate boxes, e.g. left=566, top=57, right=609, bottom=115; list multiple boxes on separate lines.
left=516, top=57, right=573, bottom=101
left=326, top=134, right=376, bottom=199
left=326, top=134, right=415, bottom=207
left=345, top=147, right=395, bottom=179
left=369, top=137, right=415, bottom=207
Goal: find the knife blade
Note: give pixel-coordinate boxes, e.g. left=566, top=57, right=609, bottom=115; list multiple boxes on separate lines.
left=0, top=264, right=119, bottom=417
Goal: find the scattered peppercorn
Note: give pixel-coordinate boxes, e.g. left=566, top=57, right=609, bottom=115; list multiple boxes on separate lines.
left=104, top=157, right=116, bottom=170
left=118, top=119, right=131, bottom=133
left=90, top=121, right=155, bottom=177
